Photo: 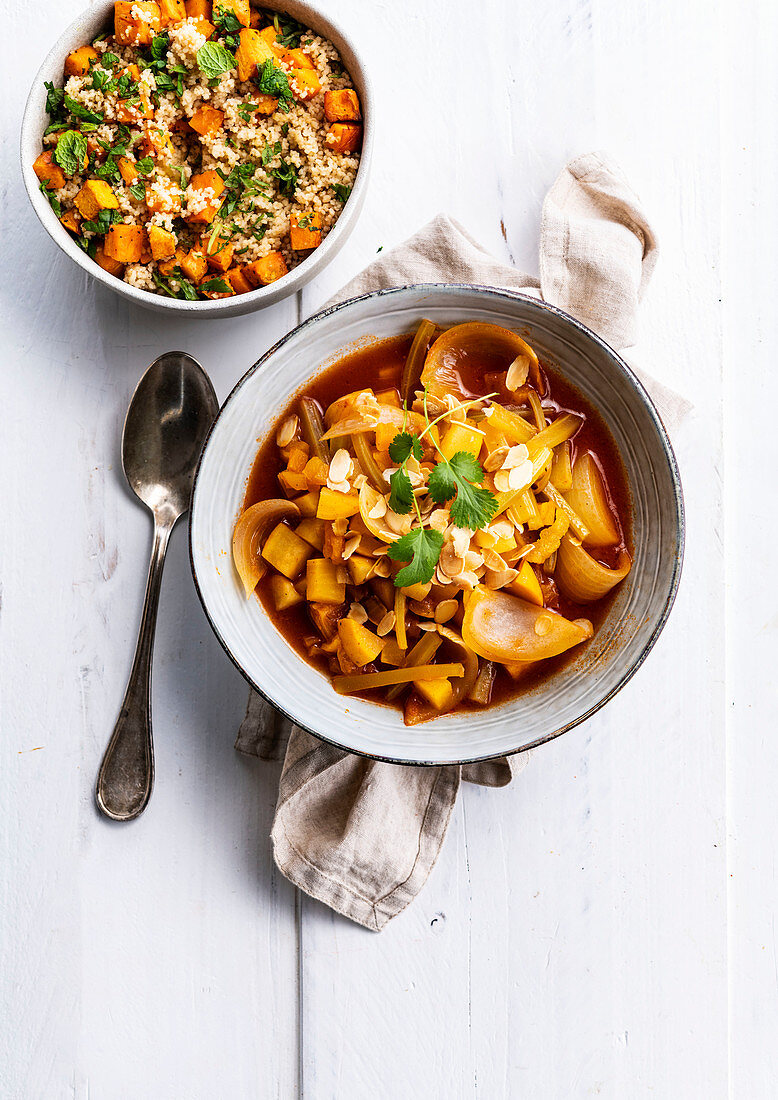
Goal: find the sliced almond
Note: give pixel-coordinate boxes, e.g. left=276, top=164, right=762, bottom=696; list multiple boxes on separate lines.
left=482, top=548, right=508, bottom=571
left=434, top=599, right=458, bottom=624
left=385, top=508, right=412, bottom=535
left=429, top=509, right=450, bottom=533
left=347, top=602, right=368, bottom=625
left=439, top=543, right=465, bottom=578
left=368, top=495, right=387, bottom=519
left=377, top=610, right=396, bottom=636
left=484, top=446, right=510, bottom=472
left=464, top=550, right=484, bottom=572
left=490, top=518, right=514, bottom=541
left=450, top=526, right=472, bottom=558
left=276, top=414, right=299, bottom=448
left=327, top=478, right=352, bottom=494
left=484, top=567, right=518, bottom=589
left=507, top=461, right=534, bottom=490
left=372, top=558, right=391, bottom=578
left=332, top=517, right=348, bottom=536
left=329, top=447, right=352, bottom=484
left=504, top=444, right=530, bottom=467
left=336, top=566, right=350, bottom=584
left=343, top=534, right=361, bottom=560
left=506, top=355, right=530, bottom=391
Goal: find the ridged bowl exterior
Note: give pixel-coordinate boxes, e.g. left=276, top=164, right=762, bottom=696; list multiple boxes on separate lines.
left=190, top=285, right=684, bottom=764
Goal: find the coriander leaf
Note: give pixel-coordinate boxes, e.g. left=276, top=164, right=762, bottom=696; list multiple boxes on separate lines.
left=388, top=431, right=423, bottom=464
left=387, top=527, right=444, bottom=588
left=199, top=275, right=232, bottom=295
left=64, top=94, right=103, bottom=123
left=196, top=41, right=236, bottom=79
left=332, top=183, right=351, bottom=202
left=53, top=130, right=87, bottom=176
left=427, top=451, right=498, bottom=531
left=388, top=467, right=414, bottom=515
left=255, top=59, right=293, bottom=105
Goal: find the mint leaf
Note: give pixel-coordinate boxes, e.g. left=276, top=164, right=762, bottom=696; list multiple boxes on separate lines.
left=388, top=431, right=422, bottom=464
left=200, top=275, right=233, bottom=295
left=332, top=183, right=352, bottom=202
left=45, top=81, right=65, bottom=118
left=427, top=451, right=498, bottom=531
left=128, top=180, right=145, bottom=201
left=53, top=130, right=87, bottom=176
left=135, top=156, right=154, bottom=175
left=255, top=59, right=293, bottom=105
left=64, top=94, right=103, bottom=123
left=387, top=527, right=444, bottom=588
left=196, top=41, right=236, bottom=79
left=388, top=467, right=414, bottom=515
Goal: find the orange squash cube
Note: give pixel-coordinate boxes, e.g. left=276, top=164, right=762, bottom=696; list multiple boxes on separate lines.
left=117, top=156, right=138, bottom=185
left=74, top=179, right=119, bottom=220
left=190, top=15, right=215, bottom=37
left=205, top=236, right=234, bottom=271
left=189, top=106, right=224, bottom=136
left=251, top=94, right=278, bottom=114
left=114, top=1, right=161, bottom=46
left=148, top=225, right=177, bottom=260
left=136, top=127, right=173, bottom=160
left=179, top=249, right=208, bottom=283
left=227, top=266, right=253, bottom=294
left=145, top=179, right=182, bottom=214
left=323, top=89, right=361, bottom=123
left=104, top=223, right=144, bottom=263
left=235, top=28, right=274, bottom=81
left=158, top=0, right=186, bottom=24
left=289, top=68, right=321, bottom=101
left=64, top=45, right=99, bottom=77
left=185, top=170, right=225, bottom=224
left=325, top=123, right=362, bottom=154
left=60, top=208, right=82, bottom=234
left=290, top=211, right=322, bottom=250
left=95, top=246, right=125, bottom=277
left=33, top=150, right=65, bottom=191
left=157, top=249, right=186, bottom=276
left=257, top=24, right=285, bottom=55
left=243, top=251, right=288, bottom=286
left=185, top=0, right=211, bottom=15
left=214, top=0, right=250, bottom=26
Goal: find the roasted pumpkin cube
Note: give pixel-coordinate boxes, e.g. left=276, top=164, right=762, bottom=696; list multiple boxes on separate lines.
left=74, top=179, right=119, bottom=221
left=506, top=561, right=544, bottom=606
left=243, top=252, right=288, bottom=286
left=117, top=156, right=138, bottom=185
left=115, top=93, right=153, bottom=124
left=226, top=266, right=253, bottom=294
left=136, top=127, right=173, bottom=160
left=290, top=211, right=322, bottom=250
left=278, top=470, right=308, bottom=495
left=145, top=178, right=182, bottom=214
left=439, top=419, right=483, bottom=462
left=251, top=94, right=279, bottom=115
left=400, top=582, right=432, bottom=601
left=306, top=558, right=345, bottom=604
left=158, top=0, right=186, bottom=24
left=323, top=89, right=361, bottom=123
left=325, top=123, right=362, bottom=154
left=316, top=487, right=360, bottom=521
left=295, top=490, right=320, bottom=518
left=262, top=522, right=313, bottom=579
left=257, top=24, right=286, bottom=56
left=59, top=208, right=82, bottom=235
left=185, top=0, right=211, bottom=15
left=338, top=619, right=385, bottom=667
left=33, top=150, right=65, bottom=191
left=303, top=456, right=329, bottom=488
left=185, top=170, right=225, bottom=224
left=104, top=223, right=144, bottom=263
left=286, top=442, right=309, bottom=472
left=190, top=15, right=215, bottom=37
left=270, top=575, right=304, bottom=611
left=156, top=248, right=184, bottom=275
left=179, top=248, right=208, bottom=283
left=95, top=246, right=125, bottom=277
left=347, top=555, right=374, bottom=586
left=114, top=1, right=161, bottom=45
left=214, top=0, right=250, bottom=26
left=415, top=677, right=454, bottom=711
left=64, top=45, right=99, bottom=77
left=290, top=68, right=321, bottom=101
left=286, top=47, right=314, bottom=70
left=295, top=518, right=326, bottom=551
left=189, top=106, right=224, bottom=136
left=235, top=28, right=274, bottom=82
left=205, top=236, right=233, bottom=271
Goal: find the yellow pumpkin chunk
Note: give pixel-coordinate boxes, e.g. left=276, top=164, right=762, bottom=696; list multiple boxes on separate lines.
left=337, top=619, right=385, bottom=667
left=262, top=522, right=314, bottom=580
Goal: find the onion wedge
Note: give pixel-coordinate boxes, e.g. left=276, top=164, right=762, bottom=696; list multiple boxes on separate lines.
left=556, top=534, right=631, bottom=603
left=232, top=499, right=300, bottom=597
left=563, top=453, right=619, bottom=546
left=462, top=586, right=593, bottom=662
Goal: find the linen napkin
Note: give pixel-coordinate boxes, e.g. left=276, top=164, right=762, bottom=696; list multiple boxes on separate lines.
left=235, top=152, right=690, bottom=931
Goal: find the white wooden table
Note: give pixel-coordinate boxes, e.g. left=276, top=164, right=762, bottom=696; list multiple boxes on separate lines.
left=2, top=0, right=776, bottom=1096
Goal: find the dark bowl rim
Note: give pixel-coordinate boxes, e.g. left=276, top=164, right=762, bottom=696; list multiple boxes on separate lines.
left=189, top=282, right=686, bottom=765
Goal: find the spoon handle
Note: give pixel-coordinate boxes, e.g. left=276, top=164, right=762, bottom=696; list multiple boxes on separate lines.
left=95, top=518, right=174, bottom=821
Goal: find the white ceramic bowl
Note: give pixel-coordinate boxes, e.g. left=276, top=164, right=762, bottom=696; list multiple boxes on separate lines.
left=190, top=285, right=685, bottom=764
left=20, top=0, right=373, bottom=317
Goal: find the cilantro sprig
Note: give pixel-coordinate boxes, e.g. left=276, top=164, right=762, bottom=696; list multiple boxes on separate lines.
left=388, top=528, right=444, bottom=589
left=428, top=451, right=499, bottom=530
left=387, top=431, right=422, bottom=516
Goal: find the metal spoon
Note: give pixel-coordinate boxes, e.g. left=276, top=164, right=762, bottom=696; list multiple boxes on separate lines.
left=96, top=352, right=218, bottom=822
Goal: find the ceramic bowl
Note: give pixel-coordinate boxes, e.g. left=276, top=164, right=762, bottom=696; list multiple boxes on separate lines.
left=20, top=1, right=373, bottom=318
left=190, top=285, right=685, bottom=764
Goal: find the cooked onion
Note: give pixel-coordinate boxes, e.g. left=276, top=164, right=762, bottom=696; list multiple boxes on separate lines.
left=421, top=322, right=539, bottom=402
left=564, top=453, right=619, bottom=546
left=462, top=586, right=592, bottom=662
left=556, top=534, right=631, bottom=603
left=232, top=499, right=300, bottom=597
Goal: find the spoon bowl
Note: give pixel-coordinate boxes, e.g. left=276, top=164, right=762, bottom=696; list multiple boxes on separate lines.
left=96, top=352, right=218, bottom=821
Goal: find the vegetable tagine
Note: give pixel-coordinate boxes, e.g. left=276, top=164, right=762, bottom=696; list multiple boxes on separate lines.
left=34, top=1, right=361, bottom=301
left=233, top=322, right=633, bottom=725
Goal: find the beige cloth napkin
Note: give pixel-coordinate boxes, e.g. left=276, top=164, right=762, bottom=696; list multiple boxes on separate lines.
left=235, top=152, right=690, bottom=931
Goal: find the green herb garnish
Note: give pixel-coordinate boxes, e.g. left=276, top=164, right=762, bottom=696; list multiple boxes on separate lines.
left=199, top=275, right=232, bottom=295
left=64, top=94, right=103, bottom=124
left=255, top=59, right=293, bottom=108
left=332, top=184, right=352, bottom=202
left=387, top=528, right=445, bottom=589
left=53, top=130, right=87, bottom=176
left=39, top=182, right=62, bottom=217
left=196, top=41, right=236, bottom=79
left=427, top=451, right=498, bottom=531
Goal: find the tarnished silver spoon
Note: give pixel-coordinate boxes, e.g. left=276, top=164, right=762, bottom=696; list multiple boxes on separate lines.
left=96, top=352, right=218, bottom=821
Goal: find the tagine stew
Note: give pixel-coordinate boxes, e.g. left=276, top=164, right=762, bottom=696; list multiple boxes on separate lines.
left=233, top=322, right=633, bottom=725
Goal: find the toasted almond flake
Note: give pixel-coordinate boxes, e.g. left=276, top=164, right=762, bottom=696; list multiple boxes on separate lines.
left=484, top=445, right=510, bottom=472
left=456, top=570, right=480, bottom=590
left=507, top=461, right=534, bottom=490
left=329, top=447, right=352, bottom=483
left=347, top=602, right=368, bottom=624
left=385, top=508, right=412, bottom=535
left=450, top=526, right=472, bottom=558
left=506, top=355, right=530, bottom=391
left=439, top=544, right=465, bottom=578
left=372, top=558, right=391, bottom=578
left=343, top=534, right=361, bottom=560
left=482, top=405, right=495, bottom=418
left=370, top=545, right=389, bottom=557
left=484, top=567, right=518, bottom=589
left=504, top=444, right=530, bottom=467
left=418, top=621, right=438, bottom=632
left=464, top=550, right=484, bottom=571
left=535, top=613, right=553, bottom=636
left=483, top=548, right=508, bottom=571
left=353, top=473, right=368, bottom=490
left=368, top=495, right=387, bottom=519
left=332, top=517, right=348, bottom=536
left=327, top=478, right=351, bottom=494
left=276, top=415, right=298, bottom=448
left=434, top=599, right=458, bottom=624
left=429, top=509, right=450, bottom=533
left=491, top=518, right=514, bottom=541
left=376, top=610, right=396, bottom=636
left=493, top=469, right=513, bottom=493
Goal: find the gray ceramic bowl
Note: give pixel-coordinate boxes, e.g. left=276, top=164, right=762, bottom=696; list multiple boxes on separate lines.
left=20, top=0, right=373, bottom=317
left=190, top=285, right=685, bottom=764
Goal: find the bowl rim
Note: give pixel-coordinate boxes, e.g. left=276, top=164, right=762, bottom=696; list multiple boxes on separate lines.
left=189, top=283, right=686, bottom=764
left=20, top=0, right=374, bottom=316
